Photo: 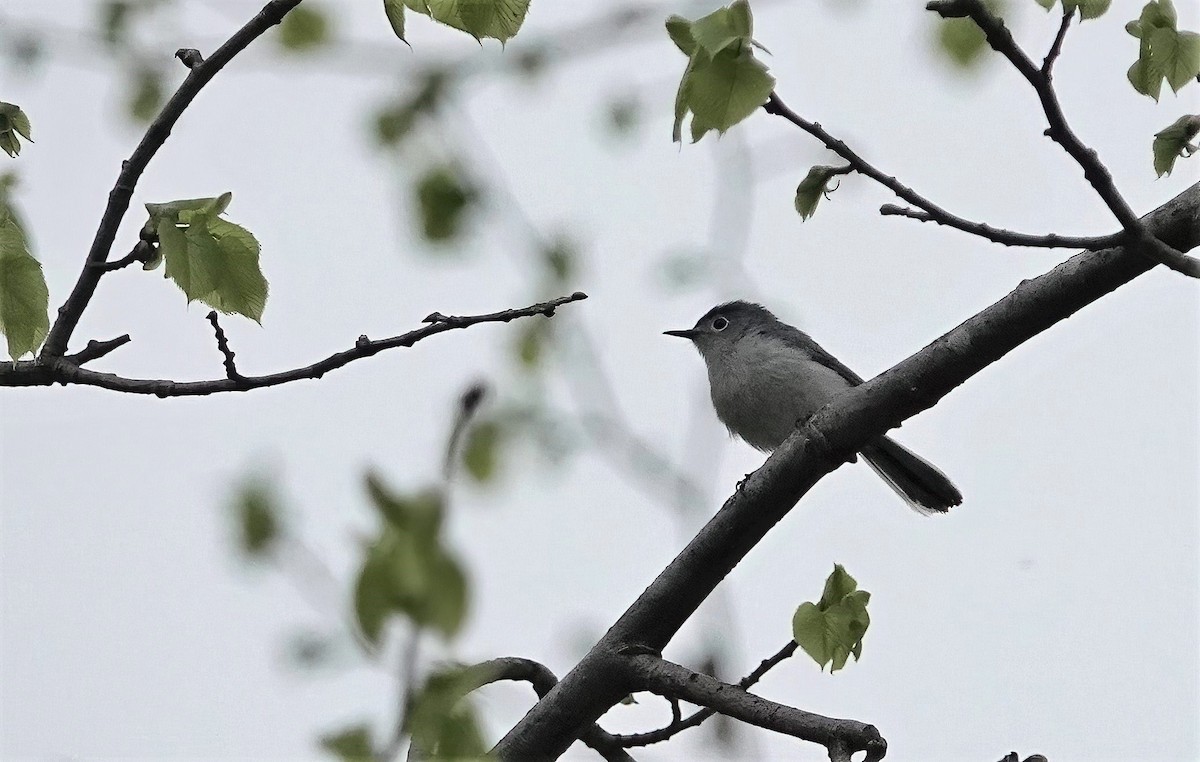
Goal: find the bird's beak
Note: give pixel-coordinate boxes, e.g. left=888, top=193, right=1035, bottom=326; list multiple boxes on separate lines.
left=664, top=328, right=700, bottom=339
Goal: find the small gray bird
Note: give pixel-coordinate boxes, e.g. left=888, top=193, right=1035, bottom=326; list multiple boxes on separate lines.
left=666, top=300, right=961, bottom=514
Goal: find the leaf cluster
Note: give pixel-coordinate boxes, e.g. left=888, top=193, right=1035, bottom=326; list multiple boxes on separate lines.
left=666, top=0, right=775, bottom=143
left=145, top=193, right=269, bottom=323
left=382, top=0, right=531, bottom=45
left=0, top=102, right=33, bottom=158
left=1126, top=0, right=1200, bottom=101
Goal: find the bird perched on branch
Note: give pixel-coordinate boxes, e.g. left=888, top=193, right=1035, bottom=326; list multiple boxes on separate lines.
left=666, top=300, right=961, bottom=514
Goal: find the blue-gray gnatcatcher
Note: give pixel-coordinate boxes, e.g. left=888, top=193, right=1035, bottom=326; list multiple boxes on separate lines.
left=666, top=300, right=961, bottom=514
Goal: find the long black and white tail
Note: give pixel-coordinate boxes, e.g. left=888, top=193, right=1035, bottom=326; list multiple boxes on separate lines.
left=860, top=436, right=962, bottom=515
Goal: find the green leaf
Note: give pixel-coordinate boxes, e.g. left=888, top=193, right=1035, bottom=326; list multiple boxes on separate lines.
left=415, top=165, right=477, bottom=242
left=419, top=551, right=469, bottom=638
left=0, top=102, right=34, bottom=157
left=405, top=0, right=530, bottom=43
left=791, top=565, right=872, bottom=673
left=319, top=724, right=374, bottom=762
left=0, top=208, right=49, bottom=359
left=278, top=4, right=331, bottom=51
left=1125, top=0, right=1199, bottom=99
left=149, top=194, right=268, bottom=322
left=462, top=420, right=501, bottom=482
left=1152, top=114, right=1200, bottom=176
left=665, top=15, right=696, bottom=56
left=383, top=0, right=407, bottom=42
left=1037, top=0, right=1110, bottom=19
left=231, top=478, right=281, bottom=557
left=794, top=166, right=844, bottom=221
left=668, top=2, right=775, bottom=143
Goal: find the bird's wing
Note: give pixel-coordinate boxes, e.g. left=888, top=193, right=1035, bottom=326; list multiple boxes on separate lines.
left=772, top=323, right=866, bottom=386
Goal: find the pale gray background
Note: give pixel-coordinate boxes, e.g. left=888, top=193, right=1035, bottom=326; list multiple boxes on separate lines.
left=1, top=1, right=1198, bottom=760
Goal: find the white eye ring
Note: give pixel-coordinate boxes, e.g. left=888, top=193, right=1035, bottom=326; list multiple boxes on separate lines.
left=711, top=316, right=728, bottom=331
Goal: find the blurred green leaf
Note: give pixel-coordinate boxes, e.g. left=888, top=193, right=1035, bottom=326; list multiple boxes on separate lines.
left=668, top=1, right=775, bottom=143
left=278, top=4, right=331, bottom=51
left=791, top=564, right=872, bottom=673
left=514, top=318, right=549, bottom=369
left=404, top=0, right=530, bottom=43
left=794, top=165, right=844, bottom=221
left=355, top=474, right=469, bottom=642
left=373, top=70, right=449, bottom=148
left=406, top=667, right=490, bottom=760
left=541, top=239, right=575, bottom=284
left=934, top=0, right=1006, bottom=68
left=0, top=204, right=49, bottom=360
left=100, top=0, right=132, bottom=46
left=1126, top=0, right=1200, bottom=99
left=319, top=724, right=374, bottom=762
left=0, top=102, right=33, bottom=157
left=383, top=0, right=407, bottom=43
left=365, top=472, right=443, bottom=542
left=148, top=193, right=269, bottom=322
left=462, top=420, right=501, bottom=482
left=415, top=165, right=477, bottom=243
left=1152, top=113, right=1200, bottom=176
left=127, top=67, right=165, bottom=124
left=605, top=96, right=640, bottom=137
left=232, top=478, right=281, bottom=557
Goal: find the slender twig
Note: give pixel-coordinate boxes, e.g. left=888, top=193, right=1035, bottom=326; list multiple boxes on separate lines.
left=40, top=0, right=305, bottom=359
left=926, top=0, right=1200, bottom=277
left=762, top=92, right=1123, bottom=251
left=4, top=293, right=588, bottom=396
left=64, top=335, right=131, bottom=365
left=613, top=641, right=798, bottom=747
left=206, top=311, right=244, bottom=381
left=1041, top=7, right=1073, bottom=75
left=622, top=654, right=886, bottom=762
left=877, top=203, right=1113, bottom=249
left=90, top=241, right=155, bottom=272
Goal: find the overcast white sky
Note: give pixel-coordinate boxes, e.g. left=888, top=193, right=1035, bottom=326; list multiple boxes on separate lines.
left=2, top=1, right=1198, bottom=761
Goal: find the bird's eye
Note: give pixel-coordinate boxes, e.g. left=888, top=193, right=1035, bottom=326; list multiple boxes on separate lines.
left=711, top=316, right=728, bottom=331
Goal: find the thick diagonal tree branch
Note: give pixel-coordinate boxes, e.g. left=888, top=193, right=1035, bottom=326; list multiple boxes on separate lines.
left=39, top=0, right=304, bottom=359
left=1, top=293, right=588, bottom=397
left=622, top=654, right=885, bottom=762
left=493, top=184, right=1200, bottom=759
left=926, top=0, right=1200, bottom=277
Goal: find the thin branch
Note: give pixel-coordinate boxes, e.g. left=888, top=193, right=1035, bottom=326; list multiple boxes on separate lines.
left=622, top=654, right=886, bottom=762
left=206, top=311, right=244, bottom=381
left=613, top=641, right=798, bottom=747
left=4, top=293, right=588, bottom=396
left=64, top=335, right=131, bottom=365
left=926, top=0, right=1200, bottom=277
left=40, top=0, right=304, bottom=359
left=877, top=203, right=1109, bottom=249
left=90, top=240, right=155, bottom=272
left=462, top=658, right=635, bottom=762
left=1041, top=7, right=1074, bottom=75
left=762, top=92, right=1123, bottom=251
left=493, top=183, right=1200, bottom=760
